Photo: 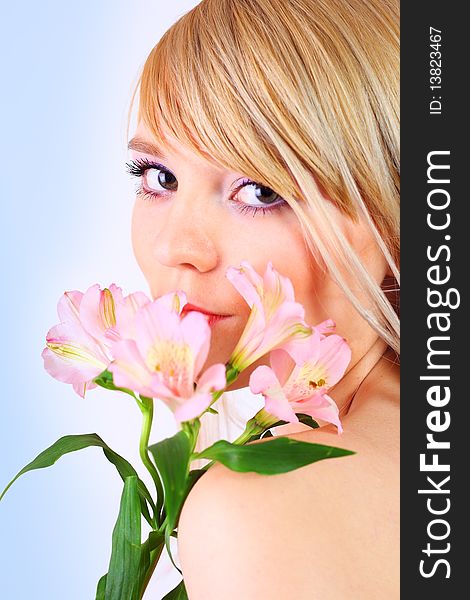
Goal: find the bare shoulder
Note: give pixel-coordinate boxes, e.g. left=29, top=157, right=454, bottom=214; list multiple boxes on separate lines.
left=178, top=371, right=399, bottom=599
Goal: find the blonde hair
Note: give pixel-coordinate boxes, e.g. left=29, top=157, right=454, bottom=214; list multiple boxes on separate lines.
left=128, top=0, right=400, bottom=354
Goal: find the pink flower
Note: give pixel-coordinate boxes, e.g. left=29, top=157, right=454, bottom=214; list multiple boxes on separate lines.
left=112, top=289, right=187, bottom=341
left=226, top=261, right=312, bottom=371
left=42, top=284, right=153, bottom=398
left=42, top=320, right=111, bottom=398
left=249, top=328, right=352, bottom=433
left=108, top=299, right=227, bottom=423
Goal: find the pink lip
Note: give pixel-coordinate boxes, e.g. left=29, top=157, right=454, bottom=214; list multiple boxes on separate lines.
left=181, top=303, right=232, bottom=326
left=181, top=303, right=230, bottom=317
left=205, top=313, right=230, bottom=326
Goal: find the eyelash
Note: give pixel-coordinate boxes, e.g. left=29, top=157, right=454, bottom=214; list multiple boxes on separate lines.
left=125, top=157, right=287, bottom=217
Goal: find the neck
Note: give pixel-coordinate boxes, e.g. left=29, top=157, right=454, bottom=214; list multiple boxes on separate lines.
left=330, top=337, right=390, bottom=418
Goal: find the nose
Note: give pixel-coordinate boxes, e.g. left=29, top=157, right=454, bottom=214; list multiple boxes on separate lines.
left=152, top=193, right=219, bottom=273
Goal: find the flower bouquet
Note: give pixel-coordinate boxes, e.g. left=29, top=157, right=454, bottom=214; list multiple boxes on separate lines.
left=1, top=261, right=353, bottom=599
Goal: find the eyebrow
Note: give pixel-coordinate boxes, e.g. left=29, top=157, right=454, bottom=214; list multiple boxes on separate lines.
left=127, top=136, right=168, bottom=160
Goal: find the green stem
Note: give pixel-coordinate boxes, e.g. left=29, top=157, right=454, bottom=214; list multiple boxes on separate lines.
left=138, top=396, right=164, bottom=528
left=232, top=409, right=278, bottom=444
left=157, top=514, right=168, bottom=535
left=181, top=419, right=201, bottom=456
left=231, top=422, right=264, bottom=445
left=140, top=541, right=165, bottom=599
left=195, top=417, right=266, bottom=472
left=206, top=363, right=241, bottom=411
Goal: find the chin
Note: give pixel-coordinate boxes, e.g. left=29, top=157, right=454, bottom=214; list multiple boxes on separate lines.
left=198, top=315, right=241, bottom=369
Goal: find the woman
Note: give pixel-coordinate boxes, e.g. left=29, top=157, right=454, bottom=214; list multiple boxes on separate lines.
left=126, top=0, right=399, bottom=597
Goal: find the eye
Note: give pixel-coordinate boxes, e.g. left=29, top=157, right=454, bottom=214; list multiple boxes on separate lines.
left=146, top=166, right=177, bottom=192
left=234, top=181, right=280, bottom=205
left=125, top=157, right=177, bottom=197
left=126, top=158, right=288, bottom=216
left=231, top=178, right=288, bottom=216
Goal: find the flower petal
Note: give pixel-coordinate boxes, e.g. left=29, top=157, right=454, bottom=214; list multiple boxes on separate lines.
left=113, top=289, right=151, bottom=340
left=196, top=363, right=227, bottom=394
left=314, top=318, right=336, bottom=337
left=226, top=263, right=263, bottom=310
left=317, top=334, right=352, bottom=386
left=79, top=284, right=119, bottom=342
left=269, top=348, right=296, bottom=387
left=263, top=261, right=296, bottom=311
left=249, top=365, right=299, bottom=424
left=300, top=393, right=343, bottom=433
left=154, top=290, right=188, bottom=314
left=254, top=301, right=310, bottom=363
left=281, top=328, right=322, bottom=365
left=41, top=346, right=102, bottom=388
left=108, top=339, right=155, bottom=397
left=57, top=290, right=83, bottom=323
left=45, top=321, right=110, bottom=369
left=174, top=392, right=213, bottom=423
left=72, top=379, right=98, bottom=399
left=180, top=310, right=212, bottom=375
left=133, top=301, right=183, bottom=361
left=249, top=364, right=277, bottom=395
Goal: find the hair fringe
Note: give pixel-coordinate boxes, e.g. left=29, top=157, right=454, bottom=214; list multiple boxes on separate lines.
left=126, top=0, right=400, bottom=441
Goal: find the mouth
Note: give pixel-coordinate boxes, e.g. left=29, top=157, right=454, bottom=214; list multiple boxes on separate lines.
left=181, top=303, right=232, bottom=326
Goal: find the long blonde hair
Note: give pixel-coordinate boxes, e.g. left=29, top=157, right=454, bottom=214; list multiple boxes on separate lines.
left=128, top=0, right=400, bottom=356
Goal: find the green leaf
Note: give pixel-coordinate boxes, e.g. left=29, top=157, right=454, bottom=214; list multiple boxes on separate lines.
left=296, top=413, right=320, bottom=429
left=164, top=525, right=182, bottom=576
left=149, top=431, right=193, bottom=575
left=105, top=476, right=142, bottom=600
left=267, top=413, right=320, bottom=431
left=136, top=530, right=164, bottom=598
left=162, top=579, right=188, bottom=600
left=98, top=529, right=165, bottom=600
left=148, top=431, right=191, bottom=533
left=98, top=530, right=165, bottom=600
left=186, top=468, right=206, bottom=492
left=94, top=369, right=137, bottom=399
left=96, top=574, right=107, bottom=600
left=147, top=529, right=165, bottom=552
left=94, top=369, right=116, bottom=389
left=158, top=471, right=206, bottom=575
left=194, top=437, right=355, bottom=475
left=244, top=413, right=320, bottom=444
left=0, top=433, right=155, bottom=528
left=260, top=430, right=274, bottom=439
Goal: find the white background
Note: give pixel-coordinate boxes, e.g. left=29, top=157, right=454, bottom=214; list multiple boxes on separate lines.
left=0, top=2, right=201, bottom=598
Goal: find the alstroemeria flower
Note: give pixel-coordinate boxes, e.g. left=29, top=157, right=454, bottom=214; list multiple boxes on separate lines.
left=111, top=289, right=187, bottom=341
left=42, top=284, right=154, bottom=398
left=108, top=299, right=226, bottom=423
left=249, top=328, right=352, bottom=433
left=226, top=261, right=312, bottom=372
left=42, top=320, right=111, bottom=398
left=42, top=285, right=119, bottom=398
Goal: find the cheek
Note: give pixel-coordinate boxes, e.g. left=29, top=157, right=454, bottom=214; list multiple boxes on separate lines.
left=279, top=251, right=326, bottom=326
left=236, top=214, right=324, bottom=320
left=131, top=200, right=154, bottom=278
left=244, top=214, right=373, bottom=337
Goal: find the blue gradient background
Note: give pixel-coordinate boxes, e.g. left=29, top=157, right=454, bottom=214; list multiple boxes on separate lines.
left=0, top=2, right=200, bottom=598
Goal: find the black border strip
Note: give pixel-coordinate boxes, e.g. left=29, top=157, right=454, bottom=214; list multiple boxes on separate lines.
left=401, top=2, right=466, bottom=595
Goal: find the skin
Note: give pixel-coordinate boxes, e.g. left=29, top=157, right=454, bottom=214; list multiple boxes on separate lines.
left=178, top=348, right=400, bottom=599
left=130, top=119, right=400, bottom=598
left=130, top=119, right=389, bottom=396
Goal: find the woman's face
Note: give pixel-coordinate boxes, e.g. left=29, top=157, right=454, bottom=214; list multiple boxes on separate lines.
left=130, top=120, right=387, bottom=388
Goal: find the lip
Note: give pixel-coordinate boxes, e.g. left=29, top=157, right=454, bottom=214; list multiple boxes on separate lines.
left=181, top=303, right=232, bottom=326
left=181, top=302, right=231, bottom=318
